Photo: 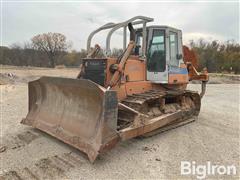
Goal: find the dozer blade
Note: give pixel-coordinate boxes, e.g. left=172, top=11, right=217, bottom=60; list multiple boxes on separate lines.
left=21, top=77, right=119, bottom=162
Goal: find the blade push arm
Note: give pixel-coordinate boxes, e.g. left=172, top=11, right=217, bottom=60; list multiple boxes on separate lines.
left=108, top=23, right=136, bottom=89
left=183, top=46, right=209, bottom=98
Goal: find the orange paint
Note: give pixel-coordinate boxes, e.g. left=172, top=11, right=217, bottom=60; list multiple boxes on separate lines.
left=168, top=74, right=188, bottom=84
left=103, top=55, right=201, bottom=100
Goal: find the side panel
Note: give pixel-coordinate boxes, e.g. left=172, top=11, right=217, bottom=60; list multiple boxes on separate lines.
left=168, top=65, right=189, bottom=84
left=124, top=59, right=146, bottom=82
left=107, top=57, right=148, bottom=101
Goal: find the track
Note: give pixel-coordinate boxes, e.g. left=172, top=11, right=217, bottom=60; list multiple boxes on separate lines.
left=117, top=89, right=201, bottom=130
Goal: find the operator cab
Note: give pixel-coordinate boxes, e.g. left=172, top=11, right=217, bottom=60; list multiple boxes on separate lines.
left=86, top=16, right=188, bottom=85
left=135, top=26, right=185, bottom=83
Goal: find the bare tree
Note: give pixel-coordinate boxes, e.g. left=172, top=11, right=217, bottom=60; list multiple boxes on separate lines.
left=31, top=32, right=70, bottom=67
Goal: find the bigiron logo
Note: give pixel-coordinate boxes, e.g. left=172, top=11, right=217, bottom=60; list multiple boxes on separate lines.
left=180, top=161, right=237, bottom=179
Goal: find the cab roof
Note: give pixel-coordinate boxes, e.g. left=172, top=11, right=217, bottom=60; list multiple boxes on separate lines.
left=137, top=25, right=181, bottom=32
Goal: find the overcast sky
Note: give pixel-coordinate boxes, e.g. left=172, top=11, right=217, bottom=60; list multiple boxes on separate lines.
left=1, top=1, right=239, bottom=50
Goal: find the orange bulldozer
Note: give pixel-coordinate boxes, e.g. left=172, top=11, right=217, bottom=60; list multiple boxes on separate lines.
left=22, top=16, right=209, bottom=162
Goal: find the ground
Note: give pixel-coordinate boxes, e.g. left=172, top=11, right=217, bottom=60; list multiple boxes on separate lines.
left=0, top=66, right=239, bottom=179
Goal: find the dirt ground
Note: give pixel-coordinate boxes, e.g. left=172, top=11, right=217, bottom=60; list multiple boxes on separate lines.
left=0, top=66, right=239, bottom=179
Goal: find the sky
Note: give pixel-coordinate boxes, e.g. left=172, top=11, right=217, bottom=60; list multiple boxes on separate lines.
left=1, top=1, right=239, bottom=50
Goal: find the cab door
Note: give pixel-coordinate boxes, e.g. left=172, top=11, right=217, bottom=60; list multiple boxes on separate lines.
left=146, top=28, right=168, bottom=83
left=167, top=29, right=188, bottom=84
left=169, top=31, right=179, bottom=67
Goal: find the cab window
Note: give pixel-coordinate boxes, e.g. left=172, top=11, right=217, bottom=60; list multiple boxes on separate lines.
left=147, top=29, right=166, bottom=72
left=169, top=31, right=178, bottom=66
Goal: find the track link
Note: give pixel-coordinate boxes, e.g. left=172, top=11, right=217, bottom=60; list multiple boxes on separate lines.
left=117, top=89, right=200, bottom=130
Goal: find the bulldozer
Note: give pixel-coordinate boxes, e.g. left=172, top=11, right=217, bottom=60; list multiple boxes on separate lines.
left=22, top=16, right=209, bottom=162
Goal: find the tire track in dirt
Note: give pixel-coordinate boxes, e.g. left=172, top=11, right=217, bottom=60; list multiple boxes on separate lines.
left=0, top=152, right=86, bottom=180
left=1, top=130, right=40, bottom=151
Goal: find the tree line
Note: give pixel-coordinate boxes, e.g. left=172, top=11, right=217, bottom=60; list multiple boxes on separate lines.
left=0, top=32, right=239, bottom=74
left=190, top=39, right=240, bottom=74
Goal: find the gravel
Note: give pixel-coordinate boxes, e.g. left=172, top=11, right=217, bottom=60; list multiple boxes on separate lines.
left=0, top=66, right=239, bottom=179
